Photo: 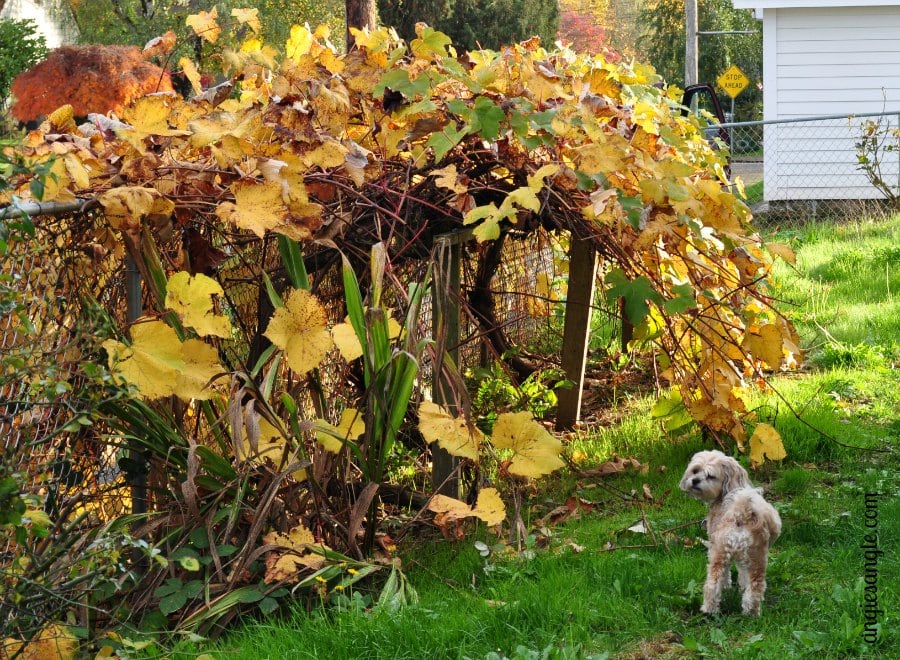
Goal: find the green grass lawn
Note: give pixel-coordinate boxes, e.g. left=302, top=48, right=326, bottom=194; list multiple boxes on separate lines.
left=183, top=217, right=899, bottom=659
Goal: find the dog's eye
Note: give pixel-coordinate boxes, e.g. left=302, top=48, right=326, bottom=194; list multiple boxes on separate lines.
left=691, top=468, right=699, bottom=474
left=707, top=475, right=716, bottom=480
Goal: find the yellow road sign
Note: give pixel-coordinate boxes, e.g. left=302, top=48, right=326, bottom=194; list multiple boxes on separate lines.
left=717, top=65, right=749, bottom=99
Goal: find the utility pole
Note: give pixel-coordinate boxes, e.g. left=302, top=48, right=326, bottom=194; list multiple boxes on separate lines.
left=685, top=0, right=699, bottom=87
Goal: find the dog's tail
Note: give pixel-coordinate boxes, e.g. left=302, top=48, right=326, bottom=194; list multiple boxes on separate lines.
left=729, top=489, right=781, bottom=543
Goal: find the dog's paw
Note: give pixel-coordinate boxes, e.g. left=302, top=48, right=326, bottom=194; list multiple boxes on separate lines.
left=700, top=602, right=719, bottom=615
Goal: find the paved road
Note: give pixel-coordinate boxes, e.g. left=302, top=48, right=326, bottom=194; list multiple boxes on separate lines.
left=732, top=160, right=763, bottom=186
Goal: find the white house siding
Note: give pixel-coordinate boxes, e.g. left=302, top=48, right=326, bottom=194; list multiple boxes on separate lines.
left=752, top=4, right=900, bottom=201
left=0, top=0, right=75, bottom=49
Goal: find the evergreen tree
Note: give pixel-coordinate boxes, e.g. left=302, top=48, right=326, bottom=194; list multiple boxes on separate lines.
left=378, top=0, right=559, bottom=51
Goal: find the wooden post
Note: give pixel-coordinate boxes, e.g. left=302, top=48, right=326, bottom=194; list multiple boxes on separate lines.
left=685, top=0, right=699, bottom=87
left=431, top=232, right=464, bottom=497
left=555, top=237, right=598, bottom=431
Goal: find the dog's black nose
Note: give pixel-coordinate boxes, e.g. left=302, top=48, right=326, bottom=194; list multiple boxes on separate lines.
left=692, top=477, right=701, bottom=486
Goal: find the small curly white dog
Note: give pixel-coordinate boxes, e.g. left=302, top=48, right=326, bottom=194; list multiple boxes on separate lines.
left=680, top=450, right=782, bottom=616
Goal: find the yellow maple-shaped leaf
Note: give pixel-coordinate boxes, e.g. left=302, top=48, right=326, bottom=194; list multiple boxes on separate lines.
left=165, top=271, right=232, bottom=337
left=491, top=411, right=564, bottom=478
left=231, top=7, right=261, bottom=33
left=119, top=95, right=191, bottom=140
left=176, top=339, right=224, bottom=401
left=179, top=56, right=203, bottom=96
left=331, top=314, right=401, bottom=361
left=431, top=164, right=468, bottom=194
left=103, top=321, right=184, bottom=400
left=428, top=487, right=505, bottom=526
left=239, top=413, right=288, bottom=465
left=99, top=187, right=174, bottom=230
left=216, top=181, right=289, bottom=238
left=286, top=24, right=314, bottom=60
left=526, top=163, right=560, bottom=190
left=264, top=288, right=332, bottom=375
left=572, top=141, right=626, bottom=176
left=417, top=400, right=483, bottom=461
left=315, top=408, right=365, bottom=453
left=748, top=423, right=786, bottom=467
left=263, top=523, right=327, bottom=583
left=186, top=8, right=221, bottom=43
left=47, top=105, right=76, bottom=133
left=104, top=320, right=222, bottom=401
left=21, top=623, right=78, bottom=660
left=332, top=321, right=363, bottom=361
left=745, top=323, right=784, bottom=371
left=766, top=241, right=796, bottom=264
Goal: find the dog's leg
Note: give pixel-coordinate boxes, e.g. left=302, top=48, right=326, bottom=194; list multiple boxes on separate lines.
left=701, top=547, right=728, bottom=614
left=741, top=549, right=768, bottom=616
left=737, top=559, right=748, bottom=592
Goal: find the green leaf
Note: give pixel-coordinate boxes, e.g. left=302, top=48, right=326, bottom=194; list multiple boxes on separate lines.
left=619, top=195, right=643, bottom=229
left=277, top=236, right=309, bottom=291
left=470, top=96, right=505, bottom=141
left=29, top=177, right=45, bottom=201
left=663, top=283, right=697, bottom=315
left=179, top=556, right=201, bottom=571
left=259, top=596, right=280, bottom=615
left=159, top=591, right=187, bottom=615
left=154, top=578, right=184, bottom=598
left=374, top=69, right=432, bottom=99
left=604, top=269, right=663, bottom=326
left=236, top=587, right=265, bottom=604
left=426, top=125, right=466, bottom=163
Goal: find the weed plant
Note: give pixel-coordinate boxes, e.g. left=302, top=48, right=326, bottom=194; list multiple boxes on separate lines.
left=179, top=217, right=899, bottom=659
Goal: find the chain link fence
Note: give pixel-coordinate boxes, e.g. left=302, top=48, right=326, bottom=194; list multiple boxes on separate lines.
left=724, top=111, right=900, bottom=223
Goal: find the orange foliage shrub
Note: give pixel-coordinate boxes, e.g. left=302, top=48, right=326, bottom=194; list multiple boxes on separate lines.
left=10, top=45, right=174, bottom=123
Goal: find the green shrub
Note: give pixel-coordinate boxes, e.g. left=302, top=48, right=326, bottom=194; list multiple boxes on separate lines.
left=0, top=19, right=48, bottom=108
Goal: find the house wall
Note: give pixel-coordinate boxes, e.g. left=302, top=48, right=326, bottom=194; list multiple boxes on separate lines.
left=0, top=0, right=75, bottom=49
left=758, top=4, right=900, bottom=201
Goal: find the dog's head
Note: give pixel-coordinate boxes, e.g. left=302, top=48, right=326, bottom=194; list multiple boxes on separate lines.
left=679, top=450, right=751, bottom=503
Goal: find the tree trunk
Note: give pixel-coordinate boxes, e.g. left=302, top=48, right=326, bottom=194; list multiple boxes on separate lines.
left=346, top=0, right=377, bottom=51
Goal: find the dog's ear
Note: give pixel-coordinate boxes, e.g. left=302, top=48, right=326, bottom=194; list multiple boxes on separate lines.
left=719, top=456, right=751, bottom=494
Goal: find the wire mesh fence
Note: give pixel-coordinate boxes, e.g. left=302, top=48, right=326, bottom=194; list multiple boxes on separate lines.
left=723, top=110, right=900, bottom=222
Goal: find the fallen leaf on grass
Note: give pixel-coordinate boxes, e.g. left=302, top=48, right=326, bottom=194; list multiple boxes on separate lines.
left=577, top=455, right=643, bottom=478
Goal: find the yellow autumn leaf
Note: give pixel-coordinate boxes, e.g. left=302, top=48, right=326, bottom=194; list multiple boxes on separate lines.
left=264, top=288, right=332, bottom=375
left=176, top=339, right=225, bottom=401
left=216, top=181, right=289, bottom=238
left=103, top=320, right=223, bottom=401
left=431, top=164, right=468, bottom=194
left=417, top=400, right=483, bottom=461
left=491, top=411, right=564, bottom=478
left=263, top=522, right=327, bottom=583
left=572, top=140, right=626, bottom=176
left=526, top=163, right=559, bottom=190
left=119, top=95, right=191, bottom=139
left=99, top=187, right=173, bottom=224
left=315, top=408, right=365, bottom=453
left=332, top=321, right=363, bottom=361
left=11, top=623, right=78, bottom=660
left=749, top=423, right=786, bottom=467
left=231, top=7, right=261, bottom=33
left=179, top=56, right=203, bottom=96
left=766, top=241, right=796, bottom=264
left=331, top=314, right=401, bottom=361
left=286, top=24, right=314, bottom=60
left=165, top=271, right=232, bottom=337
left=428, top=487, right=505, bottom=526
left=186, top=8, right=221, bottom=43
left=746, top=323, right=784, bottom=371
left=239, top=413, right=288, bottom=465
left=47, top=105, right=76, bottom=133
left=103, top=321, right=185, bottom=400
